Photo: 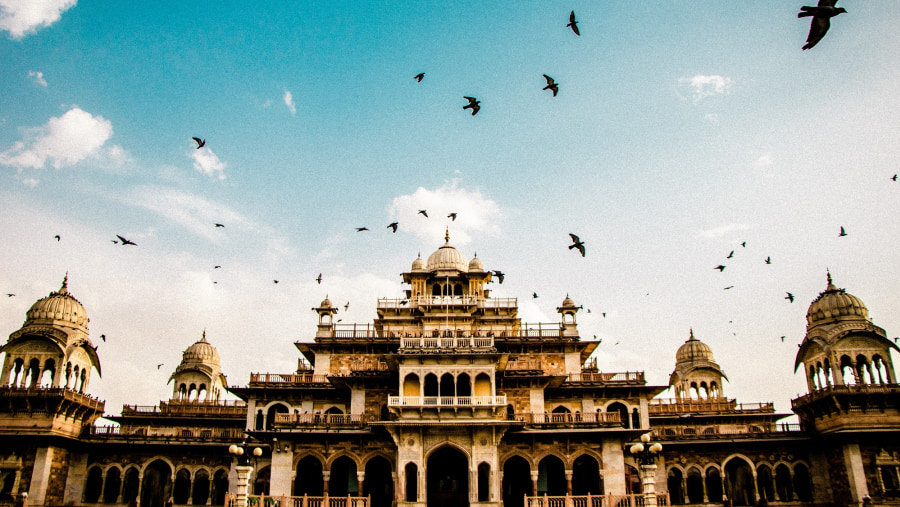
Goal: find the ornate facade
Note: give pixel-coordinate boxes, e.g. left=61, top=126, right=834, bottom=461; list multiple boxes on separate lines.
left=1, top=239, right=899, bottom=507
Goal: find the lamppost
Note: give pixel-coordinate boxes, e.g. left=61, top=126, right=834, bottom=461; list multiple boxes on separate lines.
left=229, top=442, right=263, bottom=507
left=629, top=433, right=663, bottom=507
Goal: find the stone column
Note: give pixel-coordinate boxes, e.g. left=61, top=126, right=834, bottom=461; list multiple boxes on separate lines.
left=233, top=466, right=254, bottom=507
left=640, top=464, right=658, bottom=507
left=565, top=471, right=573, bottom=495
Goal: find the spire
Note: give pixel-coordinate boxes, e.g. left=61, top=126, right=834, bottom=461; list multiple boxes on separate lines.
left=445, top=227, right=450, bottom=244
left=826, top=268, right=835, bottom=288
left=59, top=272, right=69, bottom=294
left=689, top=328, right=696, bottom=341
left=201, top=329, right=207, bottom=342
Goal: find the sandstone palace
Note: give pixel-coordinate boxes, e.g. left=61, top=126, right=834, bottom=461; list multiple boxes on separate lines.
left=1, top=234, right=899, bottom=507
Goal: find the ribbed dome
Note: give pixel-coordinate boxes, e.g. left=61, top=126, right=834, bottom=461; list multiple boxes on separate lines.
left=411, top=253, right=426, bottom=272
left=319, top=296, right=333, bottom=308
left=676, top=330, right=714, bottom=363
left=425, top=230, right=468, bottom=272
left=807, top=272, right=869, bottom=327
left=25, top=275, right=89, bottom=330
left=182, top=332, right=220, bottom=365
left=561, top=295, right=575, bottom=308
left=468, top=254, right=484, bottom=272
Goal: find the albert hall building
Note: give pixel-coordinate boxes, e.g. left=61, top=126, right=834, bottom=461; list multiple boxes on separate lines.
left=1, top=236, right=899, bottom=507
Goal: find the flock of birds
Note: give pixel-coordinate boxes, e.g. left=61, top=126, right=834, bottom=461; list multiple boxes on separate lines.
left=3, top=0, right=883, bottom=361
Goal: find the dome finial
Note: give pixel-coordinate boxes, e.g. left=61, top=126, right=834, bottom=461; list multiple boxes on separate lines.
left=445, top=227, right=450, bottom=244
left=826, top=268, right=834, bottom=287
left=201, top=329, right=207, bottom=342
left=60, top=272, right=69, bottom=294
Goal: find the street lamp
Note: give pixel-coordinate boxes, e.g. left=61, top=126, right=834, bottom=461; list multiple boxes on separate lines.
left=228, top=442, right=263, bottom=507
left=629, top=433, right=663, bottom=507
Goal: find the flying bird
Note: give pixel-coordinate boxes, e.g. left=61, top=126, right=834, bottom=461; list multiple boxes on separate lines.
left=726, top=250, right=734, bottom=259
left=714, top=265, right=726, bottom=272
left=567, top=10, right=580, bottom=36
left=344, top=302, right=350, bottom=311
left=542, top=75, right=559, bottom=96
left=157, top=363, right=164, bottom=369
left=418, top=210, right=428, bottom=217
left=568, top=233, right=585, bottom=257
left=413, top=73, right=425, bottom=82
left=387, top=222, right=398, bottom=233
left=724, top=286, right=734, bottom=290
left=447, top=213, right=457, bottom=221
left=785, top=292, right=795, bottom=303
left=54, top=235, right=60, bottom=241
left=533, top=292, right=538, bottom=299
left=6, top=294, right=14, bottom=297
left=839, top=226, right=847, bottom=237
left=316, top=273, right=323, bottom=284
left=214, top=265, right=221, bottom=269
left=765, top=257, right=771, bottom=264
left=273, top=280, right=279, bottom=284
left=215, top=223, right=225, bottom=228
left=192, top=137, right=206, bottom=149
left=116, top=235, right=137, bottom=246
left=356, top=227, right=369, bottom=232
left=100, top=334, right=106, bottom=342
left=491, top=270, right=505, bottom=284
left=741, top=241, right=747, bottom=248
left=781, top=336, right=786, bottom=342
left=893, top=174, right=898, bottom=182
left=798, top=0, right=847, bottom=50
left=463, top=96, right=480, bottom=116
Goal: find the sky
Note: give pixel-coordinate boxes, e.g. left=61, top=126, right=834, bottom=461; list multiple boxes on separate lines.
left=2, top=1, right=900, bottom=422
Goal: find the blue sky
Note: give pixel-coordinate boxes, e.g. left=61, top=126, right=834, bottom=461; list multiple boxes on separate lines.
left=2, top=1, right=899, bottom=418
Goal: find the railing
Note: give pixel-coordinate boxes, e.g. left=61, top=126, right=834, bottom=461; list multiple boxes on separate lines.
left=377, top=296, right=518, bottom=309
left=273, top=413, right=365, bottom=427
left=516, top=412, right=622, bottom=426
left=87, top=425, right=242, bottom=441
left=400, top=336, right=494, bottom=349
left=648, top=399, right=774, bottom=414
left=653, top=423, right=805, bottom=439
left=792, top=383, right=900, bottom=406
left=0, top=386, right=105, bottom=411
left=525, top=493, right=669, bottom=507
left=507, top=359, right=544, bottom=371
left=249, top=373, right=330, bottom=385
left=566, top=372, right=645, bottom=384
left=228, top=493, right=370, bottom=507
left=388, top=395, right=507, bottom=407
left=122, top=400, right=247, bottom=416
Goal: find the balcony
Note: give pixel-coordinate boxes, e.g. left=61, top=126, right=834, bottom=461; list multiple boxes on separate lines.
left=653, top=423, right=804, bottom=440
left=377, top=296, right=518, bottom=310
left=273, top=412, right=367, bottom=428
left=513, top=411, right=623, bottom=428
left=565, top=372, right=645, bottom=385
left=649, top=399, right=774, bottom=414
left=87, top=424, right=243, bottom=442
left=387, top=395, right=507, bottom=407
left=249, top=373, right=330, bottom=385
left=400, top=336, right=494, bottom=350
left=121, top=400, right=246, bottom=417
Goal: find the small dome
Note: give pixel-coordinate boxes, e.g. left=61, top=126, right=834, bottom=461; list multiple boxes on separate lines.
left=182, top=331, right=220, bottom=365
left=319, top=296, right=333, bottom=308
left=807, top=272, right=869, bottom=327
left=411, top=253, right=426, bottom=272
left=676, top=329, right=715, bottom=364
left=25, top=275, right=89, bottom=330
left=468, top=253, right=484, bottom=272
left=561, top=295, right=575, bottom=308
left=425, top=230, right=468, bottom=272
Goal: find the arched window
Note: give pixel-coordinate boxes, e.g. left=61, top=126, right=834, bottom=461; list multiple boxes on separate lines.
left=456, top=373, right=472, bottom=397
left=440, top=373, right=455, bottom=397
left=405, top=462, right=418, bottom=502
left=793, top=464, right=812, bottom=502
left=424, top=374, right=439, bottom=396
left=84, top=466, right=103, bottom=503
left=667, top=468, right=684, bottom=505
left=756, top=465, right=774, bottom=502
left=686, top=468, right=703, bottom=504
left=705, top=468, right=723, bottom=503
left=103, top=467, right=122, bottom=503
left=173, top=469, right=191, bottom=504
left=478, top=462, right=490, bottom=502
left=607, top=402, right=629, bottom=428
left=774, top=464, right=793, bottom=501
left=194, top=469, right=212, bottom=504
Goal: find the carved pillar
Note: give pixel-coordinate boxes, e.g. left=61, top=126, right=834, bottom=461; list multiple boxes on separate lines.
left=565, top=471, right=573, bottom=495
left=640, top=464, right=658, bottom=507
left=233, top=466, right=254, bottom=507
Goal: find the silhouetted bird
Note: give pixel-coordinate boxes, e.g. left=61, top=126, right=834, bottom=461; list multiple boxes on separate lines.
left=839, top=226, right=847, bottom=237
left=714, top=265, right=726, bottom=271
left=100, top=334, right=106, bottom=342
left=765, top=257, right=771, bottom=264
left=316, top=273, right=322, bottom=284
left=726, top=250, right=735, bottom=259
left=192, top=137, right=206, bottom=149
left=463, top=96, right=480, bottom=116
left=6, top=294, right=14, bottom=297
left=356, top=227, right=369, bottom=232
left=273, top=280, right=279, bottom=284
left=414, top=73, right=425, bottom=82
left=799, top=0, right=847, bottom=50
left=54, top=235, right=60, bottom=241
left=533, top=293, right=538, bottom=299
left=492, top=270, right=505, bottom=284
left=418, top=210, right=428, bottom=217
left=785, top=292, right=795, bottom=303
left=542, top=75, right=559, bottom=96
left=567, top=10, right=580, bottom=36
left=214, top=265, right=221, bottom=269
left=215, top=223, right=225, bottom=228
left=116, top=235, right=137, bottom=246
left=568, top=233, right=585, bottom=257
left=741, top=241, right=747, bottom=247
left=344, top=302, right=350, bottom=311
left=447, top=213, right=457, bottom=221
left=400, top=300, right=408, bottom=306
left=157, top=363, right=164, bottom=369
left=387, top=222, right=398, bottom=233
left=893, top=174, right=898, bottom=181
left=781, top=336, right=786, bottom=342
left=724, top=286, right=734, bottom=290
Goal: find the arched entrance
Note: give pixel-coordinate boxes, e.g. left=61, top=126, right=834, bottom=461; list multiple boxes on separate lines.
left=329, top=457, right=358, bottom=496
left=724, top=458, right=756, bottom=506
left=427, top=446, right=469, bottom=507
left=294, top=456, right=324, bottom=496
left=141, top=460, right=173, bottom=507
left=503, top=456, right=532, bottom=507
left=364, top=457, right=394, bottom=507
left=537, top=456, right=566, bottom=496
left=572, top=455, right=603, bottom=495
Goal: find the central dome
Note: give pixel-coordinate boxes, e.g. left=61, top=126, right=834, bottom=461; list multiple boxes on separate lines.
left=182, top=332, right=220, bottom=365
left=25, top=275, right=89, bottom=331
left=425, top=230, right=468, bottom=272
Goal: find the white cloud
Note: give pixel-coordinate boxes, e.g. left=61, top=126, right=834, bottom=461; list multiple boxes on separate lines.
left=388, top=180, right=502, bottom=245
left=21, top=177, right=38, bottom=187
left=0, top=106, right=115, bottom=169
left=754, top=154, right=774, bottom=169
left=28, top=70, right=47, bottom=87
left=677, top=74, right=734, bottom=104
left=190, top=147, right=226, bottom=180
left=696, top=223, right=752, bottom=239
left=0, top=0, right=76, bottom=39
left=283, top=89, right=296, bottom=116
left=127, top=185, right=247, bottom=240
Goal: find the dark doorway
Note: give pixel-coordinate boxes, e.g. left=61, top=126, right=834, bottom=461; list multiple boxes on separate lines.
left=364, top=457, right=394, bottom=507
left=294, top=456, right=324, bottom=496
left=140, top=460, right=173, bottom=507
left=573, top=455, right=603, bottom=495
left=503, top=456, right=532, bottom=507
left=537, top=456, right=566, bottom=496
left=724, top=459, right=756, bottom=506
left=329, top=457, right=359, bottom=496
left=427, top=446, right=469, bottom=507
